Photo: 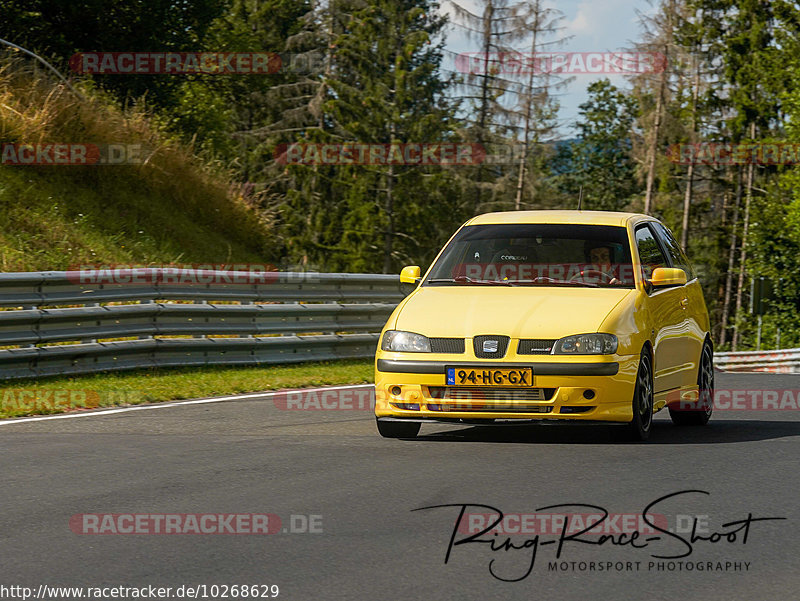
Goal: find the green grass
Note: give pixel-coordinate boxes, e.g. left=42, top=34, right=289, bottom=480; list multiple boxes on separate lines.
left=0, top=359, right=374, bottom=418
left=0, top=58, right=277, bottom=272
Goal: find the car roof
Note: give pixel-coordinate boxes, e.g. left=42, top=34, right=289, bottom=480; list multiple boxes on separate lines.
left=465, top=210, right=655, bottom=227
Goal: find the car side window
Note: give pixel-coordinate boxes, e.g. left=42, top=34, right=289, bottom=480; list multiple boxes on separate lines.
left=635, top=225, right=668, bottom=279
left=652, top=222, right=694, bottom=279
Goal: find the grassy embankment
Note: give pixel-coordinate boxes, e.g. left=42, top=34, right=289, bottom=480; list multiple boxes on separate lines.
left=0, top=58, right=374, bottom=418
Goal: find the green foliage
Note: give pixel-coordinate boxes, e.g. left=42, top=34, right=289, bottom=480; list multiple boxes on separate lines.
left=744, top=42, right=800, bottom=347
left=278, top=0, right=466, bottom=273
left=3, top=0, right=800, bottom=352
left=0, top=0, right=226, bottom=107
left=554, top=80, right=639, bottom=211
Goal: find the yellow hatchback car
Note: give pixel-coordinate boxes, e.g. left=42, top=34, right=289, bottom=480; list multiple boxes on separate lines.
left=374, top=210, right=713, bottom=441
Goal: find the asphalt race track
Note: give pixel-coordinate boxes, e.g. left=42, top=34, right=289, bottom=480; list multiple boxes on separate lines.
left=2, top=371, right=798, bottom=600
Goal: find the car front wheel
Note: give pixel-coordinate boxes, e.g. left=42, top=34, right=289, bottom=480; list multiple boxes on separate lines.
left=626, top=350, right=653, bottom=441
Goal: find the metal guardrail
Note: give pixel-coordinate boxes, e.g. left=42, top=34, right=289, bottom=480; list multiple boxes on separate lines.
left=0, top=269, right=408, bottom=380
left=3, top=268, right=793, bottom=379
left=715, top=348, right=800, bottom=373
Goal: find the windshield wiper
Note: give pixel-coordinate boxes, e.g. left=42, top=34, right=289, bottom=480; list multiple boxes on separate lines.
left=427, top=276, right=514, bottom=286
left=505, top=276, right=599, bottom=288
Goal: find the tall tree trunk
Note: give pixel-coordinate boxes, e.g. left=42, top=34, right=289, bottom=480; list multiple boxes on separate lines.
left=474, top=0, right=494, bottom=213
left=643, top=0, right=674, bottom=215
left=383, top=161, right=395, bottom=274
left=513, top=99, right=531, bottom=211
left=680, top=162, right=695, bottom=249
left=721, top=184, right=730, bottom=227
left=317, top=0, right=336, bottom=131
left=309, top=5, right=335, bottom=265
left=720, top=165, right=742, bottom=347
left=643, top=85, right=663, bottom=215
left=732, top=122, right=756, bottom=350
left=514, top=0, right=540, bottom=210
left=680, top=54, right=700, bottom=250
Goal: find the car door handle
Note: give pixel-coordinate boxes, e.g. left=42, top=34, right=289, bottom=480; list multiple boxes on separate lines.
left=680, top=298, right=689, bottom=307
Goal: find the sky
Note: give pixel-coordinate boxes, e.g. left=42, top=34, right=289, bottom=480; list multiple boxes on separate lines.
left=439, top=0, right=658, bottom=137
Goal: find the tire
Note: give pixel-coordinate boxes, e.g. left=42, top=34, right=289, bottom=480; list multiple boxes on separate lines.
left=669, top=342, right=714, bottom=426
left=626, top=350, right=654, bottom=441
left=376, top=419, right=420, bottom=439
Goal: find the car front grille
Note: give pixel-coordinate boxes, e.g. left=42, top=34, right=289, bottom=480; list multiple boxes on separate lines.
left=427, top=402, right=553, bottom=413
left=517, top=339, right=557, bottom=354
left=427, top=386, right=556, bottom=401
left=429, top=337, right=465, bottom=353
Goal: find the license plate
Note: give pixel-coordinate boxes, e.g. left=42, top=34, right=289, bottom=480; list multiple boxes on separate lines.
left=445, top=367, right=533, bottom=387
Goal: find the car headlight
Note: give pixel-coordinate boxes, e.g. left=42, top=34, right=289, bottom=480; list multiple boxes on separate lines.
left=381, top=330, right=431, bottom=352
left=553, top=333, right=618, bottom=355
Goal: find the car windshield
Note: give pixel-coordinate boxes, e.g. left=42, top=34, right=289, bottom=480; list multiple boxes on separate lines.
left=425, top=223, right=636, bottom=288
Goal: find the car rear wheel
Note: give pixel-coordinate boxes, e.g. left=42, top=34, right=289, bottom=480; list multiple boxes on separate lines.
left=376, top=419, right=420, bottom=439
left=669, top=342, right=714, bottom=426
left=626, top=350, right=653, bottom=441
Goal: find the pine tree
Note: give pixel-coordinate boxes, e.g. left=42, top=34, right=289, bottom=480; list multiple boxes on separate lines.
left=555, top=80, right=639, bottom=211
left=314, top=0, right=461, bottom=272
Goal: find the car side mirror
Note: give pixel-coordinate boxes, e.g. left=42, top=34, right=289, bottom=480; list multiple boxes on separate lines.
left=400, top=265, right=421, bottom=284
left=650, top=267, right=687, bottom=288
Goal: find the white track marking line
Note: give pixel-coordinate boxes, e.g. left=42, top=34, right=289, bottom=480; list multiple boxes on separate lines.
left=0, top=384, right=375, bottom=426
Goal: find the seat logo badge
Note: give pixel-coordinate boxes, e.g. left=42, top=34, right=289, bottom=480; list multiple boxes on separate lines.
left=483, top=340, right=499, bottom=353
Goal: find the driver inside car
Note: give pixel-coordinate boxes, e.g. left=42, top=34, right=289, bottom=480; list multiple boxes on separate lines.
left=584, top=243, right=621, bottom=285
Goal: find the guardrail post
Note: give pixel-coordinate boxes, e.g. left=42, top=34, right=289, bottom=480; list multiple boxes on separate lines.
left=289, top=300, right=299, bottom=336
left=241, top=300, right=254, bottom=338
left=140, top=299, right=155, bottom=340
left=83, top=302, right=100, bottom=344
left=193, top=299, right=207, bottom=338
left=27, top=306, right=41, bottom=349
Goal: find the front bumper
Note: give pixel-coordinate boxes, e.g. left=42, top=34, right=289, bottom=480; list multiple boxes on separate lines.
left=374, top=354, right=639, bottom=423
